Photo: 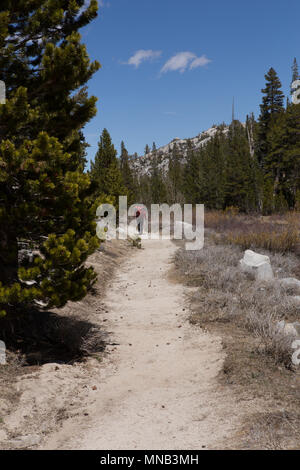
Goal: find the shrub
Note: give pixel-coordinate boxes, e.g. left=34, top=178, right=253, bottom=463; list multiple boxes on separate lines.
left=176, top=239, right=299, bottom=367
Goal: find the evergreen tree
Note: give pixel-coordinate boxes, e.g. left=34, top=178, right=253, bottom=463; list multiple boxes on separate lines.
left=120, top=140, right=135, bottom=204
left=268, top=103, right=300, bottom=207
left=257, top=68, right=285, bottom=166
left=262, top=178, right=275, bottom=214
left=144, top=144, right=150, bottom=155
left=90, top=129, right=127, bottom=204
left=149, top=147, right=167, bottom=204
left=264, top=112, right=287, bottom=202
left=264, top=72, right=300, bottom=209
left=167, top=143, right=183, bottom=204
left=182, top=140, right=202, bottom=205
left=0, top=0, right=101, bottom=317
left=136, top=174, right=152, bottom=206
left=224, top=121, right=257, bottom=212
left=201, top=131, right=227, bottom=210
left=284, top=103, right=300, bottom=203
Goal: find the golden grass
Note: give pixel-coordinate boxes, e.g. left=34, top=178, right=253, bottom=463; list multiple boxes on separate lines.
left=225, top=228, right=299, bottom=254
left=205, top=210, right=300, bottom=254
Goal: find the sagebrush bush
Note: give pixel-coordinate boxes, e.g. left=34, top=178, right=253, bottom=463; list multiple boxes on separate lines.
left=245, top=309, right=294, bottom=367
left=176, top=239, right=300, bottom=366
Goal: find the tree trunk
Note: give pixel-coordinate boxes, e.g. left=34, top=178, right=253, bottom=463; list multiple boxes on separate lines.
left=0, top=228, right=18, bottom=284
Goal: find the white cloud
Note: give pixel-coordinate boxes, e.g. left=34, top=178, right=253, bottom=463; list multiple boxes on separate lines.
left=126, top=49, right=162, bottom=68
left=161, top=52, right=211, bottom=74
left=190, top=55, right=211, bottom=69
left=161, top=52, right=194, bottom=74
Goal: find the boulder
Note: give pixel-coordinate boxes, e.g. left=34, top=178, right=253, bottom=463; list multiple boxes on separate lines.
left=6, top=434, right=41, bottom=449
left=290, top=296, right=300, bottom=305
left=277, top=320, right=300, bottom=337
left=278, top=278, right=300, bottom=290
left=240, top=249, right=274, bottom=281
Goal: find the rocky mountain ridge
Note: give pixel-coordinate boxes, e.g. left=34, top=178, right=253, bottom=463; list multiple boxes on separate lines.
left=130, top=124, right=229, bottom=175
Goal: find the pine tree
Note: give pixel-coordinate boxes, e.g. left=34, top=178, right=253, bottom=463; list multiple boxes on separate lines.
left=262, top=178, right=275, bottom=214
left=0, top=0, right=101, bottom=317
left=90, top=129, right=127, bottom=204
left=182, top=140, right=201, bottom=205
left=149, top=146, right=167, bottom=204
left=136, top=174, right=152, bottom=206
left=264, top=111, right=287, bottom=203
left=265, top=100, right=300, bottom=209
left=119, top=141, right=135, bottom=204
left=284, top=103, right=300, bottom=203
left=257, top=68, right=285, bottom=166
left=144, top=144, right=150, bottom=155
left=167, top=143, right=183, bottom=204
left=202, top=130, right=227, bottom=210
left=224, top=121, right=257, bottom=212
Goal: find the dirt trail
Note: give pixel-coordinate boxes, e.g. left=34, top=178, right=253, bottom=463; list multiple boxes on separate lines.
left=41, top=239, right=242, bottom=450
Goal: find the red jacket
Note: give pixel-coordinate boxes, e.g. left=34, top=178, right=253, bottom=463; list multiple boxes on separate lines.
left=134, top=205, right=147, bottom=219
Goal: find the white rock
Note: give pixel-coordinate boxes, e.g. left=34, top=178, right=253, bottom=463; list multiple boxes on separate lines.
left=277, top=320, right=300, bottom=337
left=240, top=250, right=274, bottom=281
left=278, top=278, right=300, bottom=289
left=7, top=434, right=41, bottom=449
left=291, top=296, right=300, bottom=305
left=293, top=322, right=300, bottom=335
left=241, top=249, right=270, bottom=267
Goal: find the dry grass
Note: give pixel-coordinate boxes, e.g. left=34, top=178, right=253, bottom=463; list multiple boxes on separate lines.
left=0, top=352, right=25, bottom=428
left=240, top=411, right=300, bottom=450
left=225, top=226, right=299, bottom=254
left=205, top=210, right=300, bottom=254
left=175, top=239, right=300, bottom=365
left=174, top=234, right=300, bottom=448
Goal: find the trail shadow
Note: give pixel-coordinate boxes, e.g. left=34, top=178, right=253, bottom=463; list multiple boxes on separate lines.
left=0, top=309, right=108, bottom=366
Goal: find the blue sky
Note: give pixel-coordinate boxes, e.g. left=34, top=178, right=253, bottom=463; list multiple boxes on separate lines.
left=82, top=0, right=300, bottom=163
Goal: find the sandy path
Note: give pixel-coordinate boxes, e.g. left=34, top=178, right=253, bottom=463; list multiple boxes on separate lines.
left=42, top=239, right=241, bottom=450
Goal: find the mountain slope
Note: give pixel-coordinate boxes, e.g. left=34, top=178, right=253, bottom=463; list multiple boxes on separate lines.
left=130, top=124, right=229, bottom=175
